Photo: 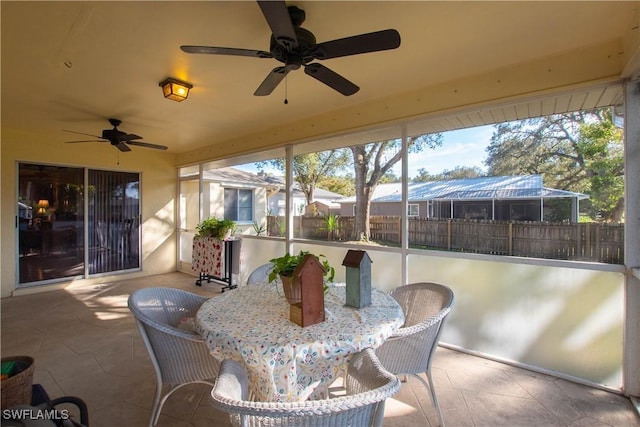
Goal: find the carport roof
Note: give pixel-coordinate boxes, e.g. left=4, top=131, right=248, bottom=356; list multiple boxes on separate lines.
left=338, top=175, right=589, bottom=203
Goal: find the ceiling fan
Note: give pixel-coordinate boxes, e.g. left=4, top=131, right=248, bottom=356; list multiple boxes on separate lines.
left=180, top=1, right=401, bottom=96
left=63, top=118, right=168, bottom=152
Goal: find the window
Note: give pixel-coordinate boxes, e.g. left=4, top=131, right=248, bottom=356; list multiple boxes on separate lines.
left=224, top=188, right=253, bottom=222
left=408, top=204, right=419, bottom=217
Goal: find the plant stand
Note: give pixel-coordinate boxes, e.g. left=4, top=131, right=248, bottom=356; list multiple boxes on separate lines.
left=192, top=237, right=241, bottom=291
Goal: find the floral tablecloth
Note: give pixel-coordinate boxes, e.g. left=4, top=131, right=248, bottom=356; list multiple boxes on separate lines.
left=191, top=236, right=225, bottom=277
left=196, top=282, right=404, bottom=402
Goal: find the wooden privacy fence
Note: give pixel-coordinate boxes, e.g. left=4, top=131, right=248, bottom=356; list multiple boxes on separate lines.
left=266, top=215, right=624, bottom=264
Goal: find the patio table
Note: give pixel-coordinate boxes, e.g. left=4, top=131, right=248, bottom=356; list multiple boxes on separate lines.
left=195, top=282, right=404, bottom=402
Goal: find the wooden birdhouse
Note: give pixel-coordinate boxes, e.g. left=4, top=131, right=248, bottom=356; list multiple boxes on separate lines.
left=342, top=250, right=372, bottom=308
left=289, top=254, right=326, bottom=327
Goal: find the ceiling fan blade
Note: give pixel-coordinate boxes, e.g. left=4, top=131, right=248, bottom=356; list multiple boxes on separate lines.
left=120, top=133, right=143, bottom=141
left=254, top=66, right=292, bottom=96
left=115, top=142, right=132, bottom=152
left=180, top=45, right=272, bottom=58
left=64, top=139, right=105, bottom=143
left=304, top=63, right=359, bottom=96
left=314, top=29, right=401, bottom=60
left=62, top=129, right=102, bottom=139
left=127, top=141, right=169, bottom=150
left=257, top=0, right=298, bottom=50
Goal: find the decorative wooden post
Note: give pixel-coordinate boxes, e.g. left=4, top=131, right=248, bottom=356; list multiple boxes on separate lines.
left=342, top=250, right=372, bottom=308
left=289, top=254, right=326, bottom=327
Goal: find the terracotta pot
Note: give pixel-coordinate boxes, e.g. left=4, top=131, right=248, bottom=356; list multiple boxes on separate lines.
left=280, top=275, right=302, bottom=304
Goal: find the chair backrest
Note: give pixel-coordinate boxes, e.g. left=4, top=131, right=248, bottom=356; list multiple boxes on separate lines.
left=246, top=262, right=274, bottom=285
left=211, top=348, right=400, bottom=427
left=391, top=282, right=454, bottom=328
left=378, top=282, right=454, bottom=375
left=128, top=287, right=219, bottom=384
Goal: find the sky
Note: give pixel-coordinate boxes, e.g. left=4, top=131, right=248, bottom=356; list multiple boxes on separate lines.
left=237, top=124, right=496, bottom=179
left=404, top=124, right=495, bottom=178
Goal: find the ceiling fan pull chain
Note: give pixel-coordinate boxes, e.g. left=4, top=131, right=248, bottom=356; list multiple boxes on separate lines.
left=284, top=75, right=288, bottom=105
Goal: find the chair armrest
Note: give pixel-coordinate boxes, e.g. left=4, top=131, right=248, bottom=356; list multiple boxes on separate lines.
left=49, top=396, right=90, bottom=427
left=212, top=359, right=250, bottom=403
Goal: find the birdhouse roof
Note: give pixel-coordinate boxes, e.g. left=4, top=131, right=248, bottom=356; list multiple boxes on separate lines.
left=295, top=254, right=326, bottom=276
left=342, top=250, right=372, bottom=267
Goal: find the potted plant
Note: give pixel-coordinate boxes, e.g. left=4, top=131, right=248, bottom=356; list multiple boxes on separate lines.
left=268, top=250, right=335, bottom=304
left=195, top=217, right=236, bottom=240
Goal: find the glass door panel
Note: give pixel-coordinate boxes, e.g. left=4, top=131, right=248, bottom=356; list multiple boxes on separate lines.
left=88, top=170, right=140, bottom=274
left=18, top=163, right=84, bottom=284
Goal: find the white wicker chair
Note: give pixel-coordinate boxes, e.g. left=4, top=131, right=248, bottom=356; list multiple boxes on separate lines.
left=128, top=287, right=220, bottom=427
left=374, top=282, right=454, bottom=427
left=210, top=348, right=400, bottom=427
left=246, top=262, right=274, bottom=285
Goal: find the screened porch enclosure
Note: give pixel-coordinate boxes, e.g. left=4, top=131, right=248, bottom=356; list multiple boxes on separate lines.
left=175, top=88, right=631, bottom=394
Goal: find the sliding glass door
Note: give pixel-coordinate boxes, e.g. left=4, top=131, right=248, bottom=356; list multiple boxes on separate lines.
left=17, top=163, right=140, bottom=285
left=88, top=170, right=140, bottom=274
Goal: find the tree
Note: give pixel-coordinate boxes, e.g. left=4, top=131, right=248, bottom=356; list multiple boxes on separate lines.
left=350, top=134, right=442, bottom=240
left=579, top=116, right=624, bottom=221
left=317, top=175, right=355, bottom=196
left=414, top=165, right=484, bottom=182
left=484, top=108, right=623, bottom=222
left=258, top=150, right=350, bottom=205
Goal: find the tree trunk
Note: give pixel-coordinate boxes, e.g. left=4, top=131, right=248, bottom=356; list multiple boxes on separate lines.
left=352, top=146, right=371, bottom=240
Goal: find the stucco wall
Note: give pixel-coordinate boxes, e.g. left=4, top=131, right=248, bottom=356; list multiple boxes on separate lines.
left=1, top=129, right=178, bottom=297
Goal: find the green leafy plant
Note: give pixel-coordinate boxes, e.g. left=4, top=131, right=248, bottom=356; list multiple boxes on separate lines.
left=195, top=217, right=236, bottom=240
left=252, top=221, right=266, bottom=236
left=319, top=213, right=340, bottom=241
left=268, top=250, right=335, bottom=284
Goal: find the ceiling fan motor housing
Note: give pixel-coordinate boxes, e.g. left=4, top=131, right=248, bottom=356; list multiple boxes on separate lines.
left=270, top=27, right=316, bottom=66
left=102, top=128, right=126, bottom=141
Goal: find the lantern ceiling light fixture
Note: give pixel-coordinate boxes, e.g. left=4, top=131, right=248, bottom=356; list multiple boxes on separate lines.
left=159, top=77, right=192, bottom=102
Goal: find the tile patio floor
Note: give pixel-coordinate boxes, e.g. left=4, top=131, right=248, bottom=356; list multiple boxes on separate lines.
left=1, top=272, right=638, bottom=426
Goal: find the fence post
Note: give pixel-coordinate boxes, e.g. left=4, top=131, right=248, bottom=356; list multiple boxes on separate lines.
left=576, top=223, right=582, bottom=259
left=594, top=224, right=601, bottom=262
left=508, top=222, right=513, bottom=256
left=447, top=219, right=452, bottom=251
left=585, top=223, right=591, bottom=260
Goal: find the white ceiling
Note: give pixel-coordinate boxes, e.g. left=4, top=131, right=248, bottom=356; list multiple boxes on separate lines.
left=2, top=1, right=638, bottom=161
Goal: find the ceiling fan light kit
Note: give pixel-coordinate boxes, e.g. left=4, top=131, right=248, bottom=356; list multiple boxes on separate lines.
left=159, top=77, right=193, bottom=102
left=181, top=1, right=400, bottom=97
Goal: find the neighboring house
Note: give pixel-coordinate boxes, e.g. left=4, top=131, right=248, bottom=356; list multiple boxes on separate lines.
left=202, top=168, right=343, bottom=234
left=202, top=167, right=277, bottom=231
left=259, top=173, right=343, bottom=216
left=337, top=175, right=588, bottom=223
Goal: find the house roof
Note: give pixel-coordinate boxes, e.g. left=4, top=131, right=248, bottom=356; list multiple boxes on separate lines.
left=337, top=175, right=589, bottom=203
left=264, top=175, right=344, bottom=201
left=203, top=167, right=344, bottom=201
left=203, top=167, right=272, bottom=187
